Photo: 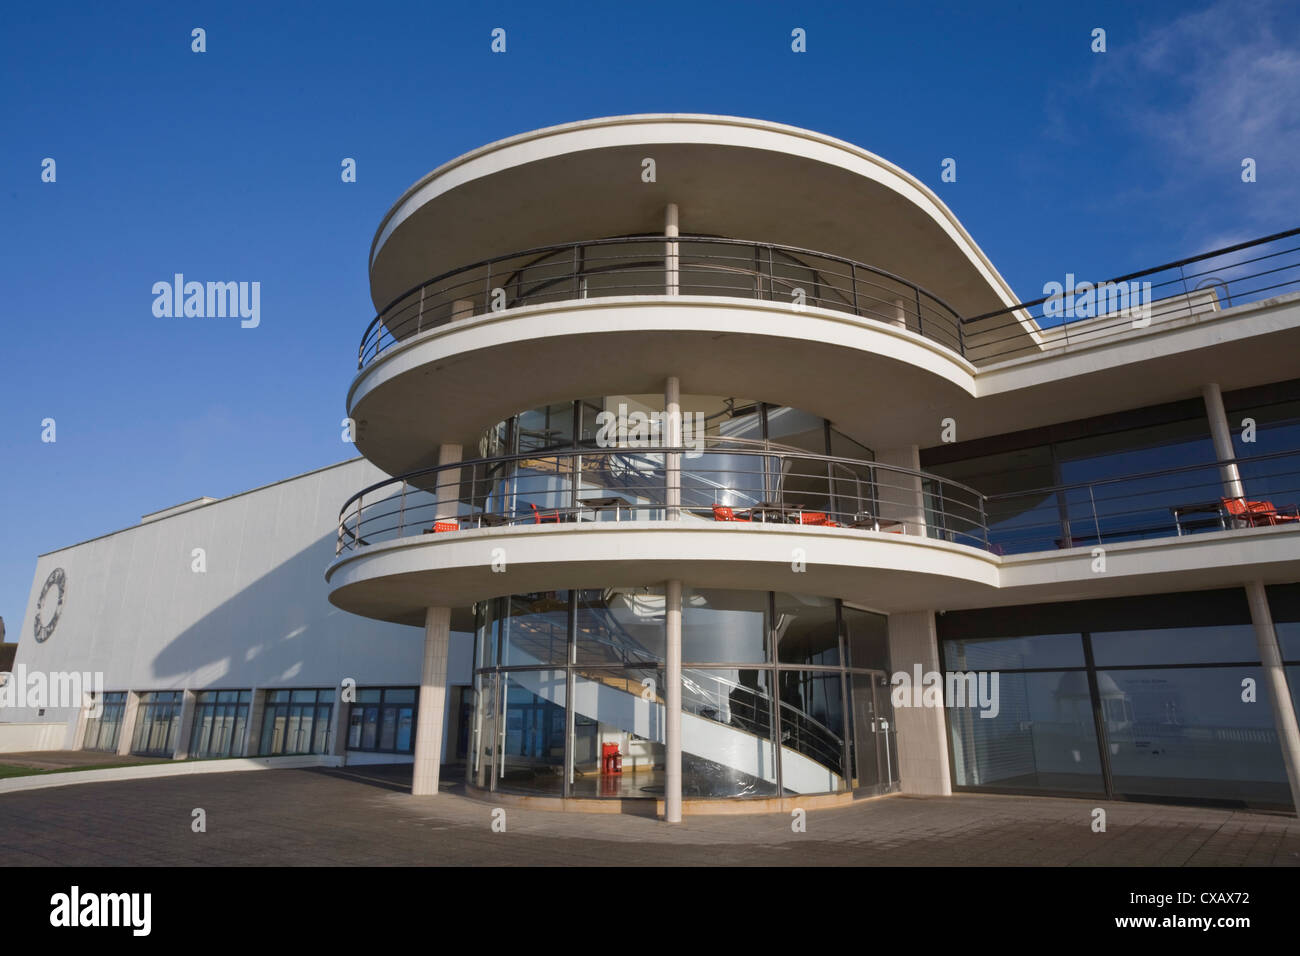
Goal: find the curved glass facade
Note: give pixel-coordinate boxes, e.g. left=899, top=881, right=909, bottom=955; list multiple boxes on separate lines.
left=473, top=394, right=875, bottom=517
left=467, top=588, right=897, bottom=800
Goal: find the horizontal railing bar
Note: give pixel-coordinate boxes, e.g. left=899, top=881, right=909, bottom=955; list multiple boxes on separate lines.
left=359, top=234, right=968, bottom=367
left=983, top=447, right=1300, bottom=501
left=337, top=444, right=987, bottom=519
left=964, top=227, right=1300, bottom=324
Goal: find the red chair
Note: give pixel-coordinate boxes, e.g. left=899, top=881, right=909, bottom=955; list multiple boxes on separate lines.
left=529, top=503, right=563, bottom=524
left=1222, top=497, right=1300, bottom=527
left=796, top=511, right=839, bottom=528
left=424, top=520, right=459, bottom=533
left=712, top=505, right=751, bottom=522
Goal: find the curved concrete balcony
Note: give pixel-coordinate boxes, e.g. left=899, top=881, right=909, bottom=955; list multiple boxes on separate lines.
left=325, top=444, right=1300, bottom=625
left=348, top=236, right=985, bottom=475
left=366, top=114, right=1022, bottom=320
left=326, top=442, right=998, bottom=624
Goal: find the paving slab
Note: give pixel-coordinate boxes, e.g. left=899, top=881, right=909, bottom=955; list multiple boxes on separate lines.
left=0, top=763, right=1295, bottom=866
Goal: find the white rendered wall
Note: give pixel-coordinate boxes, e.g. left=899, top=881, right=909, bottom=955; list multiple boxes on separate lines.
left=6, top=458, right=473, bottom=757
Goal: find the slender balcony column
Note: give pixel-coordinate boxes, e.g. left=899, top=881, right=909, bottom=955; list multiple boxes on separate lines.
left=1245, top=582, right=1300, bottom=814
left=892, top=297, right=907, bottom=329
left=435, top=443, right=463, bottom=523
left=664, top=579, right=683, bottom=822
left=875, top=446, right=927, bottom=535
left=665, top=203, right=679, bottom=295
left=665, top=376, right=681, bottom=520
left=412, top=605, right=452, bottom=796
left=1203, top=383, right=1245, bottom=499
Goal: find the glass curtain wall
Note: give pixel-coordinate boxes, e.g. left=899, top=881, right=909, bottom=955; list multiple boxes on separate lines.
left=470, top=589, right=896, bottom=800
left=1228, top=384, right=1300, bottom=504
left=469, top=397, right=876, bottom=526
left=939, top=589, right=1295, bottom=808
left=82, top=691, right=127, bottom=753
left=130, top=691, right=183, bottom=757
left=346, top=688, right=417, bottom=754
left=188, top=690, right=251, bottom=758
left=260, top=689, right=334, bottom=755
left=924, top=402, right=1217, bottom=553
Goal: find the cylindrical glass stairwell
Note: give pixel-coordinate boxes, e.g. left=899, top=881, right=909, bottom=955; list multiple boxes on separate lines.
left=467, top=588, right=898, bottom=799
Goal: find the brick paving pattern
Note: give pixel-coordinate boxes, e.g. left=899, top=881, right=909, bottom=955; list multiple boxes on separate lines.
left=1, top=764, right=1296, bottom=866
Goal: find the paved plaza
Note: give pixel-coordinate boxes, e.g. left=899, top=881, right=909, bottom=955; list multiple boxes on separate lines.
left=1, top=764, right=1297, bottom=866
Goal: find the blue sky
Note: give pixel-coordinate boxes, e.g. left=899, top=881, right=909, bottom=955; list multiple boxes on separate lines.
left=2, top=0, right=1298, bottom=638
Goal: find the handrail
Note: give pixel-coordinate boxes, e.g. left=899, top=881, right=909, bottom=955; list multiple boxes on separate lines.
left=358, top=234, right=967, bottom=368
left=957, top=228, right=1300, bottom=364
left=336, top=442, right=1300, bottom=559
left=357, top=227, right=1300, bottom=370
left=964, top=226, right=1300, bottom=324
left=338, top=439, right=986, bottom=518
left=983, top=447, right=1300, bottom=501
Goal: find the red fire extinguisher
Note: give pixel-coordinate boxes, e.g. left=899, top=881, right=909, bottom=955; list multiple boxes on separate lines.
left=601, top=742, right=623, bottom=774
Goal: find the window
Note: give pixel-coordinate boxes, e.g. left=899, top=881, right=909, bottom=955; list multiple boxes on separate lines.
left=189, top=690, right=251, bottom=758
left=131, top=691, right=183, bottom=757
left=922, top=400, right=1219, bottom=553
left=82, top=692, right=127, bottom=753
left=472, top=591, right=894, bottom=799
left=939, top=589, right=1292, bottom=808
left=259, top=689, right=334, bottom=755
left=346, top=687, right=417, bottom=754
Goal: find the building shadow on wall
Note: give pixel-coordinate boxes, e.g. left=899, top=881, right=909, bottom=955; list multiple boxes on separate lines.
left=149, top=529, right=422, bottom=689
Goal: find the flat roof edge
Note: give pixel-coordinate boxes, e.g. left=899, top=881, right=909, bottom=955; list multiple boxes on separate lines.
left=36, top=456, right=368, bottom=558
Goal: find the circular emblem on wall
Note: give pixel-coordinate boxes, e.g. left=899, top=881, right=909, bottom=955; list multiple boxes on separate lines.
left=33, top=568, right=67, bottom=643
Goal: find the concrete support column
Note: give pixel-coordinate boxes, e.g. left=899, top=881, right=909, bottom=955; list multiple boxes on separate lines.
left=116, top=692, right=140, bottom=756
left=1245, top=582, right=1300, bottom=814
left=243, top=688, right=264, bottom=756
left=892, top=297, right=907, bottom=330
left=435, top=443, right=463, bottom=526
left=664, top=579, right=683, bottom=822
left=875, top=445, right=927, bottom=536
left=887, top=611, right=952, bottom=795
left=665, top=203, right=679, bottom=295
left=665, top=376, right=681, bottom=520
left=329, top=684, right=351, bottom=760
left=173, top=690, right=197, bottom=760
left=71, top=698, right=92, bottom=751
left=1203, top=382, right=1245, bottom=499
left=412, top=605, right=452, bottom=796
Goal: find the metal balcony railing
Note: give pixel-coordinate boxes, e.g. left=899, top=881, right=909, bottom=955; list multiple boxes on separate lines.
left=335, top=442, right=1300, bottom=559
left=336, top=437, right=987, bottom=555
left=933, top=448, right=1300, bottom=555
left=358, top=235, right=967, bottom=368
left=962, top=227, right=1300, bottom=363
left=358, top=227, right=1300, bottom=370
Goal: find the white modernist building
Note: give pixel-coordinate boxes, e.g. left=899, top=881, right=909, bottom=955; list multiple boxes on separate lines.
left=9, top=115, right=1300, bottom=820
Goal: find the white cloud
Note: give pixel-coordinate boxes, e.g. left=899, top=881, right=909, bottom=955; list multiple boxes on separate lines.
left=1129, top=1, right=1300, bottom=169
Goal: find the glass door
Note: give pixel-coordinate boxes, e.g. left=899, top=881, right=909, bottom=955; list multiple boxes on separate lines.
left=849, top=670, right=898, bottom=795
left=849, top=670, right=879, bottom=792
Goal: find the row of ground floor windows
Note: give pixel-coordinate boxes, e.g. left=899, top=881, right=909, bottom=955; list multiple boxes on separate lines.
left=81, top=687, right=417, bottom=759
left=75, top=583, right=1300, bottom=810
